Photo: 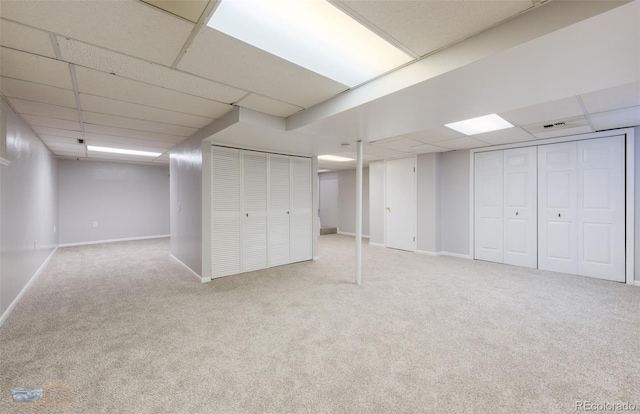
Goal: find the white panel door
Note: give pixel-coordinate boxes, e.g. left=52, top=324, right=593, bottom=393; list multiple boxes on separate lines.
left=538, top=142, right=578, bottom=275
left=577, top=136, right=625, bottom=281
left=211, top=146, right=241, bottom=278
left=503, top=147, right=537, bottom=268
left=268, top=155, right=291, bottom=267
left=241, top=151, right=268, bottom=272
left=290, top=156, right=312, bottom=263
left=386, top=157, right=416, bottom=251
left=474, top=151, right=503, bottom=263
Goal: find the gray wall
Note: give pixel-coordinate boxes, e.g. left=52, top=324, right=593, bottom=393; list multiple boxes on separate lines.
left=58, top=160, right=169, bottom=245
left=635, top=127, right=640, bottom=280
left=319, top=168, right=369, bottom=236
left=369, top=161, right=385, bottom=245
left=417, top=153, right=440, bottom=253
left=319, top=172, right=338, bottom=228
left=1, top=98, right=58, bottom=318
left=170, top=133, right=202, bottom=276
left=439, top=150, right=471, bottom=256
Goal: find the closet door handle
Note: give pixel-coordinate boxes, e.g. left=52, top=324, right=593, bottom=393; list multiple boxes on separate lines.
left=246, top=213, right=249, bottom=217
left=515, top=212, right=519, bottom=216
left=287, top=211, right=290, bottom=215
left=558, top=213, right=561, bottom=218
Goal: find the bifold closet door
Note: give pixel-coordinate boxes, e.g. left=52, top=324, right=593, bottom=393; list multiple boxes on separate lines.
left=577, top=136, right=625, bottom=282
left=503, top=147, right=537, bottom=268
left=268, top=155, right=291, bottom=267
left=211, top=147, right=241, bottom=278
left=538, top=142, right=579, bottom=275
left=474, top=151, right=503, bottom=263
left=290, top=157, right=312, bottom=262
left=242, top=151, right=268, bottom=272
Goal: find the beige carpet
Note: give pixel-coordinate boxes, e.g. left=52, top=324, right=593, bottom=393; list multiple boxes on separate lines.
left=1, top=235, right=639, bottom=413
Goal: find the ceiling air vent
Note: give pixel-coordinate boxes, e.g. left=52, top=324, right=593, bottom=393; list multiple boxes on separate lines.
left=523, top=116, right=593, bottom=139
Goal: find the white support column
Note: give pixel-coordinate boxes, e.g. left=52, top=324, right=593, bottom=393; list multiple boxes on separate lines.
left=355, top=140, right=363, bottom=285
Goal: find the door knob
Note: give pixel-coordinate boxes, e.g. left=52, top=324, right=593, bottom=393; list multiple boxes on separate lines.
left=558, top=213, right=561, bottom=218
left=385, top=207, right=391, bottom=211
left=287, top=211, right=290, bottom=215
left=246, top=213, right=249, bottom=217
left=516, top=212, right=519, bottom=216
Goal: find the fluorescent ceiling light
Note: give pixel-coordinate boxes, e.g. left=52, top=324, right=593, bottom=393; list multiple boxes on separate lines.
left=445, top=114, right=514, bottom=136
left=318, top=155, right=355, bottom=162
left=87, top=146, right=162, bottom=157
left=206, top=0, right=412, bottom=87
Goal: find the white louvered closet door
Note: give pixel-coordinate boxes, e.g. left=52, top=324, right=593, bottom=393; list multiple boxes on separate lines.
left=268, top=155, right=291, bottom=267
left=290, top=157, right=313, bottom=263
left=211, top=147, right=241, bottom=278
left=242, top=151, right=268, bottom=272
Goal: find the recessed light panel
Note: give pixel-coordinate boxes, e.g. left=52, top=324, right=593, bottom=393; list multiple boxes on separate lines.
left=206, top=0, right=412, bottom=87
left=445, top=114, right=514, bottom=136
left=318, top=155, right=355, bottom=162
left=87, top=145, right=162, bottom=157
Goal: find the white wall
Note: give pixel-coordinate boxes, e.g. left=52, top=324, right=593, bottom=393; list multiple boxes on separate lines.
left=417, top=153, right=440, bottom=253
left=319, top=168, right=369, bottom=236
left=438, top=150, right=471, bottom=256
left=1, top=98, right=58, bottom=319
left=170, top=133, right=202, bottom=276
left=58, top=160, right=169, bottom=245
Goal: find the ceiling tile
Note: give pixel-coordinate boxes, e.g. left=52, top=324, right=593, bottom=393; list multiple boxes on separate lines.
left=0, top=18, right=56, bottom=58
left=236, top=94, right=303, bottom=118
left=589, top=107, right=640, bottom=131
left=82, top=111, right=197, bottom=137
left=501, top=97, right=584, bottom=126
left=22, top=115, right=82, bottom=131
left=8, top=98, right=79, bottom=121
left=404, top=144, right=449, bottom=154
left=371, top=136, right=423, bottom=150
left=432, top=136, right=490, bottom=150
left=0, top=77, right=77, bottom=108
left=0, top=47, right=72, bottom=89
left=32, top=126, right=84, bottom=139
left=178, top=28, right=348, bottom=108
left=83, top=124, right=185, bottom=144
left=522, top=115, right=590, bottom=134
left=580, top=83, right=640, bottom=114
left=40, top=135, right=81, bottom=145
left=141, top=0, right=209, bottom=23
left=533, top=125, right=594, bottom=139
left=74, top=67, right=231, bottom=119
left=362, top=144, right=406, bottom=158
left=342, top=0, right=532, bottom=56
left=2, top=0, right=194, bottom=66
left=83, top=133, right=177, bottom=149
left=80, top=94, right=214, bottom=129
left=403, top=126, right=464, bottom=144
left=56, top=37, right=246, bottom=104
left=473, top=127, right=535, bottom=146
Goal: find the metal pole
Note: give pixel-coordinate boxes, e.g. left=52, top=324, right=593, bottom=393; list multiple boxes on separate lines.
left=355, top=140, right=363, bottom=285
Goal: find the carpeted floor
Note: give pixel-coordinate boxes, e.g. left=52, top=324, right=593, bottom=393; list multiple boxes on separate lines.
left=1, top=235, right=639, bottom=413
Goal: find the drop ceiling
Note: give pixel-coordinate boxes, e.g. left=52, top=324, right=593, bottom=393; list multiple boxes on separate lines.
left=0, top=0, right=637, bottom=168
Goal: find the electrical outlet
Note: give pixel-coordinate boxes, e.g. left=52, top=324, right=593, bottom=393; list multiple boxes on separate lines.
left=92, top=221, right=98, bottom=228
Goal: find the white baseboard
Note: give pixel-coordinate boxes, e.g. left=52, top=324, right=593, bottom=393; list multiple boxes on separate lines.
left=369, top=242, right=385, bottom=248
left=337, top=231, right=370, bottom=238
left=416, top=250, right=438, bottom=256
left=169, top=254, right=203, bottom=283
left=634, top=280, right=640, bottom=287
left=59, top=234, right=169, bottom=248
left=437, top=251, right=472, bottom=260
left=0, top=247, right=57, bottom=327
left=313, top=256, right=319, bottom=260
